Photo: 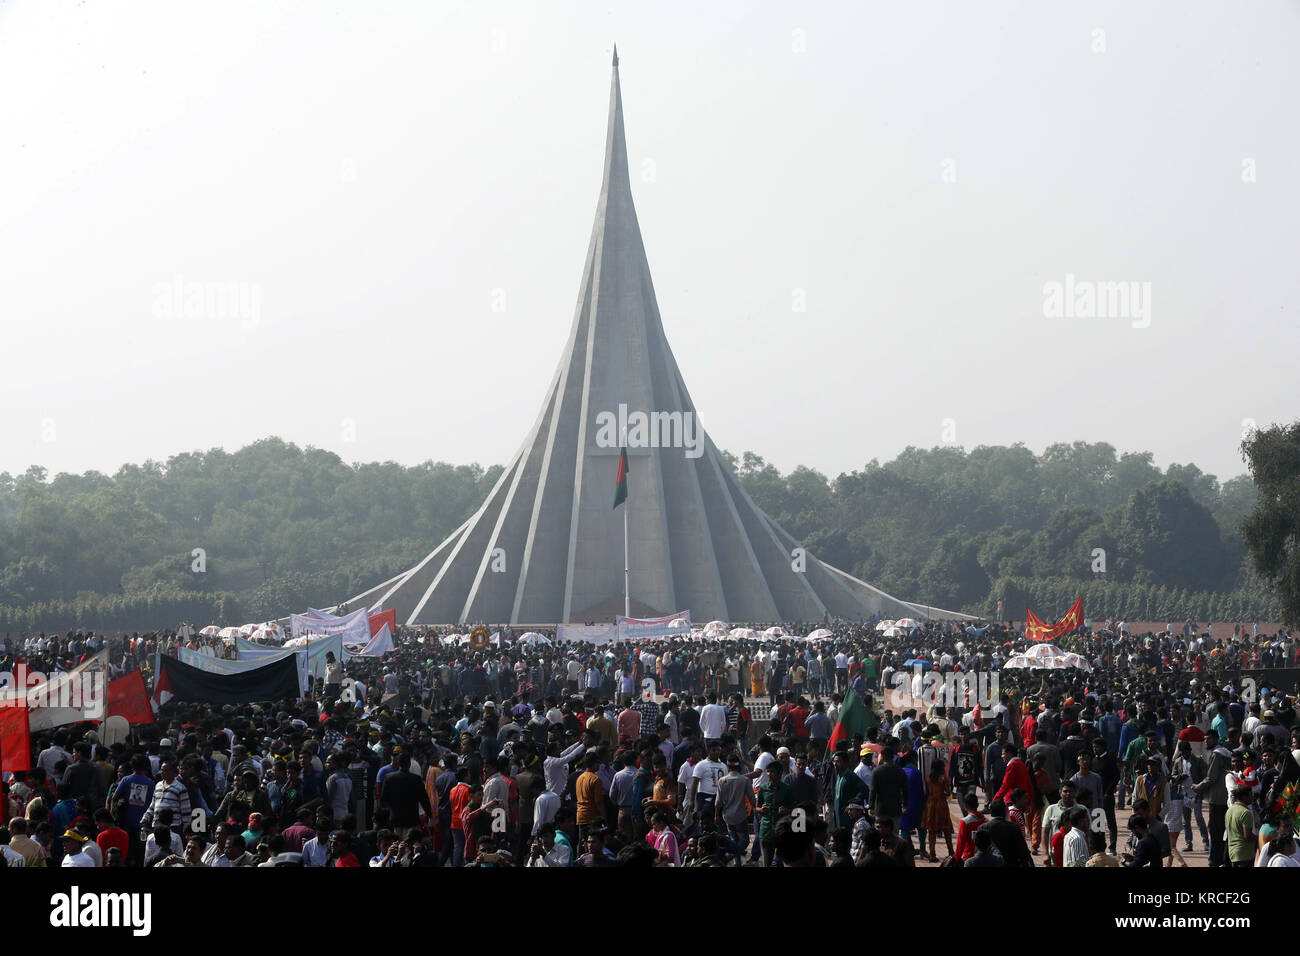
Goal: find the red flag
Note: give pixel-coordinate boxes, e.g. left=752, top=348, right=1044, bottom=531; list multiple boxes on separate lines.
left=0, top=703, right=31, bottom=774
left=368, top=609, right=396, bottom=637
left=1026, top=597, right=1083, bottom=642
left=108, top=670, right=155, bottom=725
left=153, top=660, right=173, bottom=706
left=1025, top=608, right=1050, bottom=641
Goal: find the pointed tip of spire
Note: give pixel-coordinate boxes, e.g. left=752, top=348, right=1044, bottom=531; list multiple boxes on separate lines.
left=612, top=43, right=619, bottom=67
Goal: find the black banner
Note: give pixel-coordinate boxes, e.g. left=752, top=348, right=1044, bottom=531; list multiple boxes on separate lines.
left=155, top=654, right=300, bottom=706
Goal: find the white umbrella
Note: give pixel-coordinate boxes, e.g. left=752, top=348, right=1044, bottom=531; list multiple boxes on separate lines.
left=238, top=623, right=258, bottom=636
left=881, top=626, right=906, bottom=637
left=761, top=626, right=786, bottom=639
left=805, top=628, right=833, bottom=641
left=199, top=625, right=221, bottom=637
left=895, top=618, right=923, bottom=630
left=874, top=620, right=894, bottom=632
left=667, top=618, right=692, bottom=630
left=1061, top=652, right=1093, bottom=672
left=251, top=623, right=283, bottom=644
left=1003, top=653, right=1090, bottom=671
left=728, top=627, right=758, bottom=641
left=217, top=626, right=242, bottom=639
left=703, top=620, right=729, bottom=638
left=518, top=632, right=551, bottom=646
left=1023, top=643, right=1068, bottom=661
left=689, top=629, right=705, bottom=641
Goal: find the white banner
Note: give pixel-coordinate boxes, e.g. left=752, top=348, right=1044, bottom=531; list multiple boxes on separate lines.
left=290, top=606, right=370, bottom=645
left=0, top=650, right=110, bottom=730
left=557, top=624, right=619, bottom=645
left=356, top=623, right=395, bottom=658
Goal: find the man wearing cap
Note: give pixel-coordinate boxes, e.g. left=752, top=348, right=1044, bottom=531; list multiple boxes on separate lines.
left=59, top=828, right=95, bottom=868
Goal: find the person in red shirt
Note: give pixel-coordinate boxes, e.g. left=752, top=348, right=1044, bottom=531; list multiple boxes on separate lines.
left=330, top=830, right=360, bottom=867
left=448, top=766, right=473, bottom=867
left=954, top=791, right=986, bottom=862
left=789, top=698, right=811, bottom=745
left=93, top=808, right=129, bottom=860
left=992, top=745, right=1032, bottom=807
left=1050, top=818, right=1070, bottom=867
left=1020, top=707, right=1038, bottom=752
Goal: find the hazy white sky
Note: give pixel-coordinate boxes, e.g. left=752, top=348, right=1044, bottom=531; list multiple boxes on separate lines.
left=2, top=0, right=1296, bottom=484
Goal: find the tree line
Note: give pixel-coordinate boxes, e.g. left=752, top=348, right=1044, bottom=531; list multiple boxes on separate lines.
left=0, top=436, right=1284, bottom=630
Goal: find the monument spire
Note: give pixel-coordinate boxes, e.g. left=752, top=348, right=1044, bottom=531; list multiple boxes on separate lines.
left=344, top=54, right=967, bottom=626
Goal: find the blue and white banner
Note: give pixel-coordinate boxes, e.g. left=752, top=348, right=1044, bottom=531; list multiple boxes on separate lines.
left=237, top=632, right=347, bottom=679
left=615, top=611, right=691, bottom=641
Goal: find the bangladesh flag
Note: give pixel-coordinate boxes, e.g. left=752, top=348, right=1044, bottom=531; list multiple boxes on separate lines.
left=827, top=689, right=875, bottom=755
left=613, top=447, right=629, bottom=509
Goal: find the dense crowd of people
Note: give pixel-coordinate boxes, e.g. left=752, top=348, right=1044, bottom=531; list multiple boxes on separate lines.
left=1, top=617, right=1298, bottom=869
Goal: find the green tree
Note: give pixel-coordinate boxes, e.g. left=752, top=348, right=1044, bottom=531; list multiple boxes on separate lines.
left=1240, top=422, right=1300, bottom=625
left=1117, top=480, right=1232, bottom=591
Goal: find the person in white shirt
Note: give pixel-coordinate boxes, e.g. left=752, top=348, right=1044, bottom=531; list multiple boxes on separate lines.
left=1263, top=835, right=1300, bottom=867
left=301, top=819, right=332, bottom=866
left=677, top=748, right=700, bottom=812
left=0, top=842, right=24, bottom=868
left=699, top=694, right=727, bottom=743
left=752, top=745, right=776, bottom=795
left=855, top=748, right=874, bottom=791
left=532, top=789, right=560, bottom=835
left=60, top=830, right=96, bottom=868
left=691, top=742, right=728, bottom=821
left=544, top=738, right=585, bottom=797
left=1242, top=706, right=1262, bottom=739
left=664, top=706, right=680, bottom=746
left=79, top=833, right=103, bottom=867
left=38, top=741, right=72, bottom=781
left=1063, top=808, right=1091, bottom=866
left=526, top=824, right=570, bottom=867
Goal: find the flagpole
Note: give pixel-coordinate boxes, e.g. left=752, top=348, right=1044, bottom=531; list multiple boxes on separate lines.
left=624, top=482, right=630, bottom=619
